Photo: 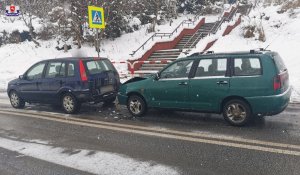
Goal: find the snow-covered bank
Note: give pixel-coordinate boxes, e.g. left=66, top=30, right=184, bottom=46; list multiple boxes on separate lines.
left=0, top=13, right=220, bottom=90
left=209, top=5, right=300, bottom=102
left=0, top=137, right=179, bottom=175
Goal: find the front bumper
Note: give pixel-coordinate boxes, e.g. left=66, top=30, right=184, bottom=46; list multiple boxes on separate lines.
left=117, top=92, right=128, bottom=105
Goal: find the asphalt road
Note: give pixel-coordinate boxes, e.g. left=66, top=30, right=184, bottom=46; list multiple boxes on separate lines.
left=0, top=93, right=299, bottom=175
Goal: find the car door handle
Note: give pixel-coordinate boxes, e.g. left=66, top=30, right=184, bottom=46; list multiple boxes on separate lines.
left=216, top=81, right=228, bottom=85
left=178, top=82, right=188, bottom=86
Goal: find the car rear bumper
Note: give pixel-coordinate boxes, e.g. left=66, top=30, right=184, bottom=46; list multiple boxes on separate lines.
left=74, top=91, right=117, bottom=103
left=246, top=87, right=291, bottom=115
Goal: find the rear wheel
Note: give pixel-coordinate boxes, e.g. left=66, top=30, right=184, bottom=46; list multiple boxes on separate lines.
left=61, top=93, right=81, bottom=114
left=127, top=95, right=147, bottom=117
left=223, top=99, right=252, bottom=126
left=9, top=91, right=25, bottom=109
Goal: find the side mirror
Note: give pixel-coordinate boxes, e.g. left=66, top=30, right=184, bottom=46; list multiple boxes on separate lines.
left=19, top=75, right=25, bottom=80
left=154, top=73, right=160, bottom=80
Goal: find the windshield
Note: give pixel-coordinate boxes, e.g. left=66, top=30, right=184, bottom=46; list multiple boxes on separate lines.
left=84, top=59, right=116, bottom=75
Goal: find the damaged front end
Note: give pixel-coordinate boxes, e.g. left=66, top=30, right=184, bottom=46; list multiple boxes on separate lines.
left=122, top=77, right=147, bottom=85
left=118, top=75, right=154, bottom=105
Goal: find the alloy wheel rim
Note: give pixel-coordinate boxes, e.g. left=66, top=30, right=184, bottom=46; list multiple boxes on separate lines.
left=226, top=103, right=246, bottom=123
left=129, top=99, right=142, bottom=114
left=63, top=96, right=74, bottom=112
left=10, top=93, right=20, bottom=107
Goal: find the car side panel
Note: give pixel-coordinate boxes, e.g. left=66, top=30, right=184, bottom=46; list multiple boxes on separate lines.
left=189, top=77, right=230, bottom=112
left=228, top=56, right=276, bottom=97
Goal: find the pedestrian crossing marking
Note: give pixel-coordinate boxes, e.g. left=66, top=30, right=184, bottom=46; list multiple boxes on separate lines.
left=92, top=11, right=102, bottom=24
left=88, top=6, right=105, bottom=29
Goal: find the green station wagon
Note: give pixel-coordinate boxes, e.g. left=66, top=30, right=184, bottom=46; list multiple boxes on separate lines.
left=118, top=50, right=291, bottom=126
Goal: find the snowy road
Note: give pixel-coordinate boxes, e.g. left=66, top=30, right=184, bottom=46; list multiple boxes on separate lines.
left=0, top=94, right=299, bottom=174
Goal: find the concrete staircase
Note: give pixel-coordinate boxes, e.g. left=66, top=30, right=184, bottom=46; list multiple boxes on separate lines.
left=138, top=21, right=220, bottom=73
left=133, top=5, right=248, bottom=75
left=138, top=49, right=181, bottom=71
left=174, top=21, right=222, bottom=50
left=237, top=4, right=252, bottom=15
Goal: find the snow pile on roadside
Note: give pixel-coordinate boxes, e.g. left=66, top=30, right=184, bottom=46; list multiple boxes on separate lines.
left=0, top=137, right=179, bottom=175
left=209, top=5, right=300, bottom=102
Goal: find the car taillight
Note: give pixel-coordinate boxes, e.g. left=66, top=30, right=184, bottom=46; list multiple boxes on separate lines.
left=79, top=60, right=88, bottom=82
left=273, top=75, right=281, bottom=91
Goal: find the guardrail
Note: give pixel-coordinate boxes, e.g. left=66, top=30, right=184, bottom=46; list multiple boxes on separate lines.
left=130, top=15, right=202, bottom=56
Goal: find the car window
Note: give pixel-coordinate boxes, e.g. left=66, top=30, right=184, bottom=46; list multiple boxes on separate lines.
left=26, top=63, right=46, bottom=80
left=84, top=60, right=115, bottom=75
left=67, top=63, right=75, bottom=77
left=195, top=58, right=227, bottom=77
left=45, top=62, right=66, bottom=78
left=234, top=58, right=262, bottom=76
left=272, top=53, right=286, bottom=73
left=160, top=60, right=193, bottom=79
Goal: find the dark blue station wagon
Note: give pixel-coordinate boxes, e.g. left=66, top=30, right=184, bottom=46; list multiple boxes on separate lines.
left=7, top=57, right=120, bottom=113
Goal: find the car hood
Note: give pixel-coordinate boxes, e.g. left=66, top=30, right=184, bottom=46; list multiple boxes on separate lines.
left=122, top=77, right=148, bottom=85
left=8, top=78, right=19, bottom=85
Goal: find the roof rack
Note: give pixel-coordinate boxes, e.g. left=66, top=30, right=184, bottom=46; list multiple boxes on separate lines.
left=250, top=48, right=271, bottom=53
left=206, top=51, right=214, bottom=54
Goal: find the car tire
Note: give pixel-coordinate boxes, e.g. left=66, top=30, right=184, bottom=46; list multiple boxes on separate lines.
left=9, top=91, right=25, bottom=109
left=127, top=95, right=147, bottom=117
left=223, top=99, right=252, bottom=126
left=61, top=93, right=81, bottom=114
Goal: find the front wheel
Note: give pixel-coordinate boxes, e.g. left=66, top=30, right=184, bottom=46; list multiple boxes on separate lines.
left=9, top=91, right=25, bottom=109
left=127, top=95, right=147, bottom=117
left=61, top=93, right=81, bottom=114
left=223, top=99, right=252, bottom=126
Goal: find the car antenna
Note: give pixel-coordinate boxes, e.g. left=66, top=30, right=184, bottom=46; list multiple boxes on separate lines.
left=264, top=43, right=271, bottom=50
left=264, top=29, right=284, bottom=50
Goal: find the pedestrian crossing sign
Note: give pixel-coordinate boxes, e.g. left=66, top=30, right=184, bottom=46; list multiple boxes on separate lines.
left=88, top=6, right=105, bottom=29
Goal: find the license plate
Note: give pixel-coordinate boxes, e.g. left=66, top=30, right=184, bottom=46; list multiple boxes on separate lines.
left=100, top=85, right=114, bottom=94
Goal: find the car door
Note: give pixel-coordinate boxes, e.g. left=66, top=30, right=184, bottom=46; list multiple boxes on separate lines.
left=148, top=59, right=194, bottom=109
left=39, top=61, right=66, bottom=103
left=18, top=62, right=46, bottom=102
left=189, top=58, right=230, bottom=112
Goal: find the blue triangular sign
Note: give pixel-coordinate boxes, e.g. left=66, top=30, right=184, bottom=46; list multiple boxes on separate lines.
left=92, top=11, right=102, bottom=24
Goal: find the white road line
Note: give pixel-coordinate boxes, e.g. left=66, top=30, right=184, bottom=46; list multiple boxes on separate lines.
left=8, top=109, right=300, bottom=151
left=0, top=110, right=300, bottom=156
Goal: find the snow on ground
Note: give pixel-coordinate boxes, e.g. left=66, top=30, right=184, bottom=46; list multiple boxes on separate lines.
left=0, top=15, right=43, bottom=34
left=207, top=5, right=300, bottom=102
left=0, top=137, right=179, bottom=175
left=0, top=13, right=221, bottom=90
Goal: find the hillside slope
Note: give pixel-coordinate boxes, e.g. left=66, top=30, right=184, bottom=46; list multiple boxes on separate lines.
left=210, top=5, right=300, bottom=102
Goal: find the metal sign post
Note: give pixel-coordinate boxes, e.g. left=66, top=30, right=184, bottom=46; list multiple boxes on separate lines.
left=88, top=6, right=105, bottom=58
left=96, top=28, right=100, bottom=57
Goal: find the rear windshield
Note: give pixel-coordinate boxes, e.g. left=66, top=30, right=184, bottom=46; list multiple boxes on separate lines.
left=84, top=59, right=116, bottom=75
left=272, top=53, right=287, bottom=73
